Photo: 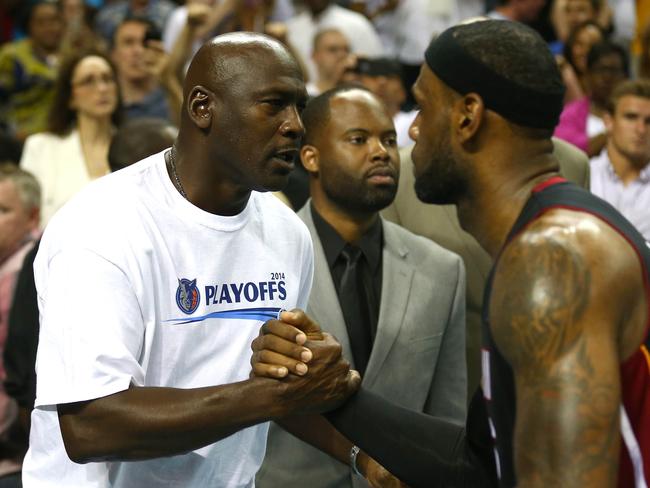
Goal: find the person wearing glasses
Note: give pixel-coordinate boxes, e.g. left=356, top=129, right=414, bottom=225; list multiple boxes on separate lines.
left=20, top=51, right=121, bottom=227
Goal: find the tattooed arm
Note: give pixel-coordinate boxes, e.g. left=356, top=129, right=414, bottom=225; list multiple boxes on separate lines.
left=488, top=214, right=641, bottom=487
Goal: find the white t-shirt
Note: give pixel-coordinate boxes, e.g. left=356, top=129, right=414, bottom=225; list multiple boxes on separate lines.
left=22, top=151, right=314, bottom=487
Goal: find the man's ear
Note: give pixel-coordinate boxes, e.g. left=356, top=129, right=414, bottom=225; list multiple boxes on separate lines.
left=300, top=145, right=320, bottom=175
left=187, top=86, right=212, bottom=130
left=456, top=92, right=484, bottom=143
left=27, top=206, right=40, bottom=232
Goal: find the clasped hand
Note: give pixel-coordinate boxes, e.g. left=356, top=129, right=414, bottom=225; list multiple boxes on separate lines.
left=251, top=309, right=360, bottom=414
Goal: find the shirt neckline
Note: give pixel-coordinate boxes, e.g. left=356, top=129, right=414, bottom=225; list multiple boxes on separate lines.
left=154, top=149, right=255, bottom=232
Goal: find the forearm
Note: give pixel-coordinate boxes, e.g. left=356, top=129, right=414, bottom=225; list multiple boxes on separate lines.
left=326, top=388, right=496, bottom=488
left=196, top=0, right=236, bottom=39
left=58, top=377, right=285, bottom=463
left=278, top=414, right=351, bottom=466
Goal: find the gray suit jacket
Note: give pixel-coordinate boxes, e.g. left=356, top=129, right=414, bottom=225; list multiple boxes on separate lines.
left=381, top=138, right=590, bottom=398
left=256, top=203, right=467, bottom=488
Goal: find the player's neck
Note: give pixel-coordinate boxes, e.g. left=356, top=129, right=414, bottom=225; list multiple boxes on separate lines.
left=168, top=143, right=252, bottom=216
left=457, top=152, right=560, bottom=258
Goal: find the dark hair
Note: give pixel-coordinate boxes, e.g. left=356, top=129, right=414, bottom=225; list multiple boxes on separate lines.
left=563, top=20, right=605, bottom=74
left=47, top=50, right=121, bottom=135
left=108, top=118, right=176, bottom=171
left=586, top=40, right=629, bottom=76
left=608, top=79, right=650, bottom=113
left=450, top=20, right=563, bottom=137
left=301, top=84, right=371, bottom=145
left=453, top=21, right=562, bottom=96
left=110, top=15, right=158, bottom=50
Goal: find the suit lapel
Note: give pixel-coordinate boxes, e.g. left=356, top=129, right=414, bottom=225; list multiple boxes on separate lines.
left=298, top=204, right=356, bottom=366
left=363, top=221, right=414, bottom=388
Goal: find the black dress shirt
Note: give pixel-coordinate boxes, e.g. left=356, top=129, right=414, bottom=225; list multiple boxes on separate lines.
left=310, top=204, right=383, bottom=374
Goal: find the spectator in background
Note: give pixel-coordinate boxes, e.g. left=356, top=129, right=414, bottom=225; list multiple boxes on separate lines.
left=59, top=0, right=107, bottom=56
left=558, top=20, right=604, bottom=102
left=94, top=0, right=175, bottom=43
left=306, top=28, right=353, bottom=97
left=565, top=0, right=603, bottom=32
left=20, top=51, right=120, bottom=227
left=162, top=0, right=294, bottom=67
left=108, top=117, right=176, bottom=172
left=591, top=79, right=650, bottom=240
left=550, top=0, right=611, bottom=53
left=0, top=164, right=40, bottom=487
left=486, top=0, right=547, bottom=23
left=286, top=0, right=384, bottom=82
left=555, top=40, right=628, bottom=156
left=110, top=16, right=182, bottom=124
left=0, top=0, right=63, bottom=141
left=355, top=57, right=417, bottom=147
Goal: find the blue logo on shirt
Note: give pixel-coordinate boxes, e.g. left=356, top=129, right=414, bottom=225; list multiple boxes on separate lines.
left=168, top=275, right=289, bottom=325
left=176, top=278, right=200, bottom=314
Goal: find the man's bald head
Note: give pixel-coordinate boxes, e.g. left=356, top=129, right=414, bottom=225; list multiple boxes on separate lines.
left=184, top=32, right=301, bottom=98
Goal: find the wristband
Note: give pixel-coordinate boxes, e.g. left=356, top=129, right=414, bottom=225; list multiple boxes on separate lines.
left=349, top=445, right=363, bottom=477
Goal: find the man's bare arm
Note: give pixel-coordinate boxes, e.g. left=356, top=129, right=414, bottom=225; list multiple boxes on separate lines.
left=490, top=225, right=621, bottom=487
left=58, top=311, right=360, bottom=464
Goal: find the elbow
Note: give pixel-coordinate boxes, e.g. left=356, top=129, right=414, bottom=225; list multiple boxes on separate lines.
left=59, top=415, right=107, bottom=464
left=60, top=424, right=97, bottom=464
left=58, top=405, right=119, bottom=464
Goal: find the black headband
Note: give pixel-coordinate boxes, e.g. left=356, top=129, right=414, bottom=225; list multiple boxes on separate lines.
left=424, top=25, right=565, bottom=130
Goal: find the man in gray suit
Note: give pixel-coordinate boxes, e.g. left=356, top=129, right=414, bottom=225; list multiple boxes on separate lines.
left=257, top=86, right=467, bottom=488
left=382, top=139, right=589, bottom=398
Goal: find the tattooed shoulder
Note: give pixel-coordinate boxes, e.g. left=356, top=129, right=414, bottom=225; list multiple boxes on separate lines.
left=489, top=222, right=592, bottom=374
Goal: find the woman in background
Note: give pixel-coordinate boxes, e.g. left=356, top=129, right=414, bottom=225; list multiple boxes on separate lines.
left=20, top=50, right=120, bottom=226
left=559, top=20, right=605, bottom=102
left=555, top=40, right=628, bottom=156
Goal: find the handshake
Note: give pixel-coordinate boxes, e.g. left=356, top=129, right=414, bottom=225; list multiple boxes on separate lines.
left=250, top=309, right=407, bottom=488
left=250, top=309, right=361, bottom=414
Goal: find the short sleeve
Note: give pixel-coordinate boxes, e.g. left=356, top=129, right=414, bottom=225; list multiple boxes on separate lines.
left=34, top=248, right=146, bottom=407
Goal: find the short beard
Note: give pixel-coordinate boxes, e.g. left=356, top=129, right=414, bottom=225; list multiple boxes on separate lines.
left=322, top=176, right=397, bottom=214
left=414, top=148, right=468, bottom=205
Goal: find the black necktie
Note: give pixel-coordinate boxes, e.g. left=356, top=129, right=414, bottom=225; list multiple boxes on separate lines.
left=338, top=245, right=371, bottom=375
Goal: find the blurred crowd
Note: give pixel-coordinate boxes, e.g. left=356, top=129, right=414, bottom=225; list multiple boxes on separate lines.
left=1, top=0, right=650, bottom=485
